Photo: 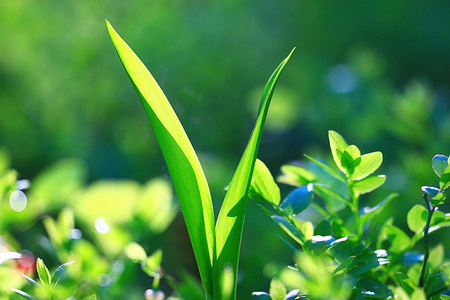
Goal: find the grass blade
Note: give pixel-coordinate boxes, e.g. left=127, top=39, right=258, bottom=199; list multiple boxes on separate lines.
left=214, top=49, right=295, bottom=299
left=106, top=20, right=215, bottom=296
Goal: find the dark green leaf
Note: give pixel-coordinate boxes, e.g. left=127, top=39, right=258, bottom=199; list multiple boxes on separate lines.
left=332, top=256, right=356, bottom=275
left=249, top=159, right=280, bottom=205
left=354, top=278, right=392, bottom=298
left=396, top=272, right=416, bottom=296
left=351, top=175, right=386, bottom=197
left=280, top=184, right=313, bottom=216
left=277, top=234, right=301, bottom=255
left=314, top=218, right=332, bottom=236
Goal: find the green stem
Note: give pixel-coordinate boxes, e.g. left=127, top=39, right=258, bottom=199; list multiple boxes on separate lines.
left=418, top=193, right=435, bottom=288
left=350, top=189, right=362, bottom=241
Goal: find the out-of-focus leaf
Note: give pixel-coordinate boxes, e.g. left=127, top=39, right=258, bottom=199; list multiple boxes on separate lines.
left=277, top=164, right=316, bottom=187
left=396, top=272, right=416, bottom=296
left=82, top=295, right=97, bottom=300
left=354, top=278, right=392, bottom=299
left=269, top=277, right=286, bottom=300
left=384, top=225, right=410, bottom=253
left=352, top=152, right=383, bottom=181
left=351, top=175, right=386, bottom=197
left=249, top=159, right=280, bottom=205
left=36, top=258, right=51, bottom=287
left=432, top=154, right=448, bottom=177
left=314, top=218, right=332, bottom=236
left=280, top=184, right=313, bottom=216
left=329, top=130, right=348, bottom=174
left=144, top=249, right=163, bottom=276
left=332, top=255, right=355, bottom=275
left=125, top=242, right=147, bottom=263
left=410, top=288, right=426, bottom=300
left=53, top=260, right=76, bottom=286
left=11, top=289, right=37, bottom=300
left=428, top=244, right=444, bottom=272
left=136, top=178, right=178, bottom=234
left=407, top=204, right=428, bottom=234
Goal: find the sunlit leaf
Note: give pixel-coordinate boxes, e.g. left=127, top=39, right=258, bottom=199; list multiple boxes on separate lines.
left=125, top=242, right=147, bottom=263
left=143, top=249, right=163, bottom=277
left=406, top=204, right=428, bottom=234
left=352, top=152, right=383, bottom=181
left=329, top=130, right=348, bottom=174
left=351, top=175, right=386, bottom=197
left=410, top=288, right=426, bottom=300
left=280, top=184, right=313, bottom=216
left=384, top=225, right=410, bottom=253
left=106, top=21, right=215, bottom=294
left=249, top=159, right=280, bottom=205
left=440, top=165, right=450, bottom=190
left=214, top=48, right=294, bottom=299
left=269, top=277, right=286, bottom=300
left=81, top=295, right=97, bottom=300
left=340, top=145, right=361, bottom=176
left=36, top=258, right=52, bottom=287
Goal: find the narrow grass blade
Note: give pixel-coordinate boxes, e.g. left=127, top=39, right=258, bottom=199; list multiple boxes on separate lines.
left=106, top=20, right=215, bottom=296
left=214, top=49, right=295, bottom=299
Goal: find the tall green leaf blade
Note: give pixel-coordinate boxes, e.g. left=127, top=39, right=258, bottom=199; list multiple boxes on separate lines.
left=214, top=49, right=295, bottom=299
left=106, top=21, right=215, bottom=296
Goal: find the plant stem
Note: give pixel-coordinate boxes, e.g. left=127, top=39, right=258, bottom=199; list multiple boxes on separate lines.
left=418, top=193, right=435, bottom=288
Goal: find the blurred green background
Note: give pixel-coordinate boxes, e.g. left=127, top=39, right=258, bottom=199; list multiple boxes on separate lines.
left=1, top=1, right=449, bottom=299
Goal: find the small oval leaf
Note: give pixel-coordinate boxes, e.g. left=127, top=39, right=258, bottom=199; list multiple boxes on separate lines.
left=432, top=154, right=449, bottom=177
left=269, top=277, right=286, bottom=300
left=351, top=175, right=386, bottom=197
left=280, top=184, right=313, bottom=215
left=352, top=152, right=383, bottom=181
left=406, top=204, right=428, bottom=233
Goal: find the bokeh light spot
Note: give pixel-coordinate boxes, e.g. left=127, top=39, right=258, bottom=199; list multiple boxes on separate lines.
left=95, top=217, right=110, bottom=234
left=9, top=190, right=27, bottom=212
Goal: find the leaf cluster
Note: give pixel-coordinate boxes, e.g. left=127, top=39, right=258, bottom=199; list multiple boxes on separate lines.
left=251, top=131, right=450, bottom=299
